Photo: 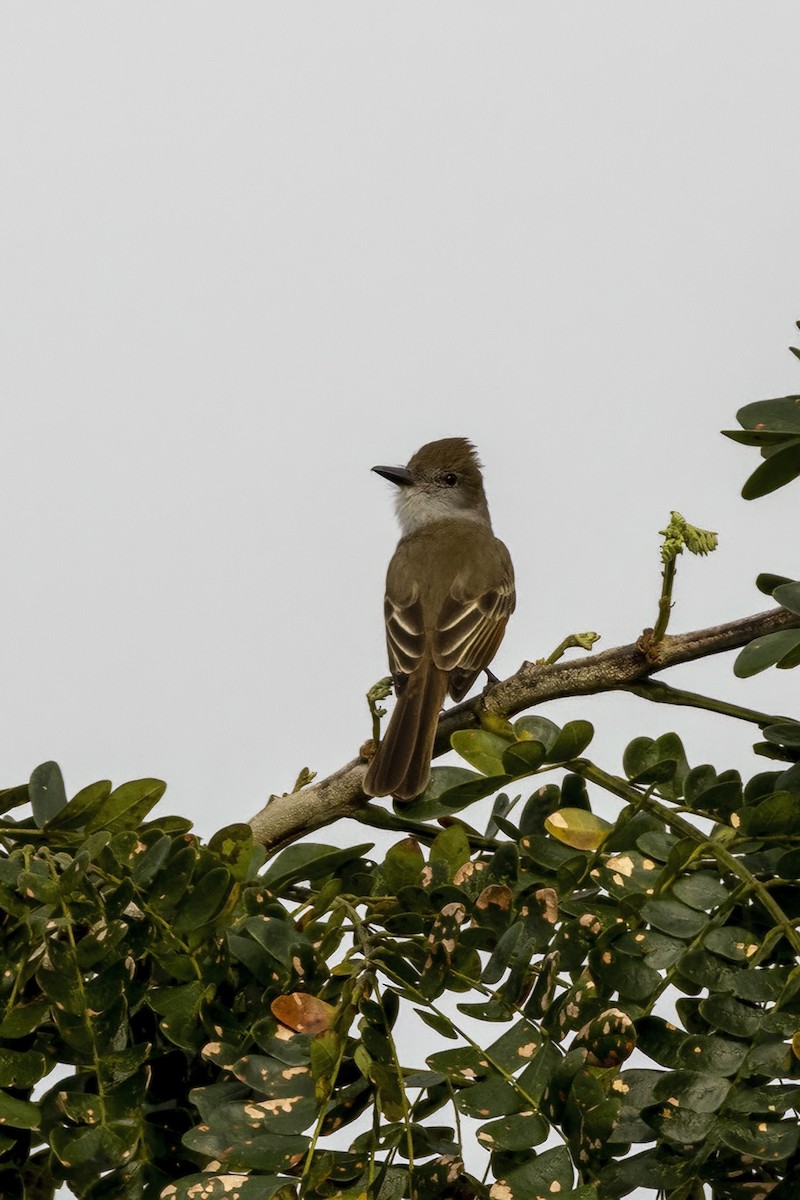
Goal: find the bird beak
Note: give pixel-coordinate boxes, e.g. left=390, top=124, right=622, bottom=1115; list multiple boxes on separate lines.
left=372, top=464, right=413, bottom=486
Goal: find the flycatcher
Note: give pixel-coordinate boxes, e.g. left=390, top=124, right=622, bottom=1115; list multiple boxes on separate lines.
left=364, top=437, right=516, bottom=800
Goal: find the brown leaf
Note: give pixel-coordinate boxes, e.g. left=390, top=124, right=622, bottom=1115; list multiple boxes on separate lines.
left=271, top=992, right=335, bottom=1035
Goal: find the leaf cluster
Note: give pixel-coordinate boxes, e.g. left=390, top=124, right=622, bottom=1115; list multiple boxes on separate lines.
left=4, top=710, right=800, bottom=1199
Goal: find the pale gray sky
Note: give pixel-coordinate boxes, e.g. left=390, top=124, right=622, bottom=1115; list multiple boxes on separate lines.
left=2, top=3, right=799, bottom=848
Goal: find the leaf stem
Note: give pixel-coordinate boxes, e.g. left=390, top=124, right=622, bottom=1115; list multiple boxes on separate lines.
left=651, top=555, right=677, bottom=644
left=624, top=679, right=793, bottom=727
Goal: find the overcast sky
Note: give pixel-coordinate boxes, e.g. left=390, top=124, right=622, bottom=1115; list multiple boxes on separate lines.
left=2, top=4, right=800, bottom=848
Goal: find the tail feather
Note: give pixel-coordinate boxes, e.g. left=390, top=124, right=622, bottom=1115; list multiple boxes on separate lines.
left=364, top=664, right=448, bottom=800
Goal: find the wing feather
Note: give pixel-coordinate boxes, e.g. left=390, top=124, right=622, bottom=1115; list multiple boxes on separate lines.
left=435, top=581, right=515, bottom=671
left=385, top=592, right=426, bottom=677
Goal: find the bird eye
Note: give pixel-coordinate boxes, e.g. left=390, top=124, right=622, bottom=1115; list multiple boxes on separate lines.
left=442, top=472, right=458, bottom=487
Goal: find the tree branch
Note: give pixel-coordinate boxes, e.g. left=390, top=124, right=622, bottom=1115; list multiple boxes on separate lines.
left=249, top=606, right=800, bottom=853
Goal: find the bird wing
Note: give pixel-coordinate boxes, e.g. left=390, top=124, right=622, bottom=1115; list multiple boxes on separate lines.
left=434, top=577, right=515, bottom=698
left=434, top=537, right=515, bottom=700
left=384, top=588, right=426, bottom=678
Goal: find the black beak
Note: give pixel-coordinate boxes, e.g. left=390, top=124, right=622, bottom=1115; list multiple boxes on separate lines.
left=372, top=464, right=413, bottom=487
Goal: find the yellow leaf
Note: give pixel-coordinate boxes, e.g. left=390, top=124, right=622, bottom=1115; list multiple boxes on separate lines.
left=544, top=807, right=611, bottom=851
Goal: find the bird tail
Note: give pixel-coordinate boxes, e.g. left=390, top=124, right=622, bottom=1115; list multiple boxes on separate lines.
left=364, top=664, right=448, bottom=800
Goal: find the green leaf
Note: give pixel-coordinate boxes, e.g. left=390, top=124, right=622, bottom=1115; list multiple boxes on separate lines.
left=415, top=1008, right=458, bottom=1040
left=485, top=1018, right=542, bottom=1072
left=310, top=1029, right=342, bottom=1098
left=450, top=729, right=512, bottom=776
left=735, top=629, right=800, bottom=677
left=400, top=766, right=480, bottom=819
left=773, top=581, right=800, bottom=616
left=738, top=790, right=800, bottom=836
left=50, top=1122, right=137, bottom=1171
left=29, top=761, right=67, bottom=827
left=519, top=784, right=562, bottom=837
left=0, top=1091, right=40, bottom=1129
left=455, top=1072, right=522, bottom=1118
left=521, top=833, right=579, bottom=871
left=493, top=1145, right=574, bottom=1199
left=735, top=395, right=800, bottom=435
left=741, top=439, right=800, bottom=498
left=243, top=1046, right=313, bottom=1104
left=623, top=929, right=684, bottom=970
left=485, top=791, right=518, bottom=839
left=644, top=1103, right=716, bottom=1145
left=208, top=823, right=255, bottom=882
left=438, top=773, right=513, bottom=807
left=596, top=850, right=661, bottom=900
left=243, top=914, right=303, bottom=966
left=516, top=1041, right=561, bottom=1106
left=689, top=776, right=742, bottom=818
left=671, top=871, right=729, bottom=911
left=677, top=1034, right=746, bottom=1076
left=514, top=715, right=561, bottom=749
left=704, top=926, right=760, bottom=963
left=589, top=945, right=660, bottom=1003
left=636, top=830, right=679, bottom=861
left=699, top=993, right=763, bottom=1038
left=623, top=733, right=689, bottom=795
left=383, top=838, right=424, bottom=892
left=482, top=922, right=527, bottom=985
left=762, top=721, right=800, bottom=748
left=0, top=998, right=51, bottom=1038
left=427, top=1044, right=489, bottom=1083
left=653, top=1070, right=731, bottom=1113
left=743, top=393, right=800, bottom=427
left=172, top=866, right=232, bottom=931
left=722, top=428, right=795, bottom=446
left=46, top=778, right=113, bottom=831
left=0, top=1048, right=48, bottom=1089
left=757, top=572, right=796, bottom=596
left=725, top=1082, right=800, bottom=1115
left=734, top=968, right=785, bottom=1003
left=745, top=1039, right=792, bottom=1078
left=718, top=1116, right=799, bottom=1160
left=429, top=824, right=471, bottom=875
left=184, top=1123, right=308, bottom=1174
left=85, top=778, right=166, bottom=831
left=598, top=1148, right=683, bottom=1196
left=260, top=842, right=373, bottom=892
left=640, top=897, right=709, bottom=939
left=502, top=739, right=547, bottom=775
left=0, top=783, right=29, bottom=815
left=131, top=833, right=173, bottom=885
left=150, top=981, right=210, bottom=1049
left=561, top=773, right=592, bottom=810
left=546, top=720, right=594, bottom=762
left=476, top=1109, right=549, bottom=1151
left=545, top=808, right=611, bottom=851
left=97, top=1043, right=151, bottom=1088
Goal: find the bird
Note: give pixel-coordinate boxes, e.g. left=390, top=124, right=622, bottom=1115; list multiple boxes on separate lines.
left=364, top=437, right=515, bottom=800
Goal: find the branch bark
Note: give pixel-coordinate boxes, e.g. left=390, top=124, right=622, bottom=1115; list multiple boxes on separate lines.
left=249, top=606, right=800, bottom=853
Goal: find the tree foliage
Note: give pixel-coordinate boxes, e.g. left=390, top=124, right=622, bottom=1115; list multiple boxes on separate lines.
left=2, top=379, right=800, bottom=1199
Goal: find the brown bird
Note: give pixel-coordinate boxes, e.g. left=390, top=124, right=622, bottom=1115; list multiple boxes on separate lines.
left=364, top=437, right=515, bottom=800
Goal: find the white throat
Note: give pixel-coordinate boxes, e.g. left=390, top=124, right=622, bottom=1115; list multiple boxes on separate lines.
left=394, top=487, right=490, bottom=536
